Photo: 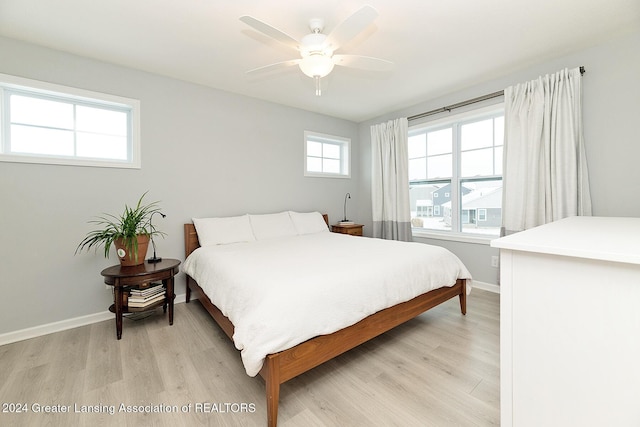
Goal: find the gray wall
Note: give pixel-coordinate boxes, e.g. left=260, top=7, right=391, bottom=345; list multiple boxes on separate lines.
left=0, top=37, right=359, bottom=335
left=357, top=29, right=640, bottom=285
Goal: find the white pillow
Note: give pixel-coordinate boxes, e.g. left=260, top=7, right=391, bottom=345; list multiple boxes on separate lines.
left=289, top=211, right=329, bottom=235
left=192, top=215, right=255, bottom=246
left=249, top=212, right=297, bottom=240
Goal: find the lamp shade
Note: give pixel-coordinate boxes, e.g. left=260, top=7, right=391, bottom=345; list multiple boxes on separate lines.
left=299, top=53, right=335, bottom=78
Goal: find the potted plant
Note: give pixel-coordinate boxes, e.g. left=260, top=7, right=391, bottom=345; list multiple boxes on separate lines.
left=76, top=192, right=166, bottom=266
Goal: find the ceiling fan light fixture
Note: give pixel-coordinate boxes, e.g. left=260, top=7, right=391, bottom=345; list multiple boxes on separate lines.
left=240, top=5, right=391, bottom=96
left=299, top=53, right=335, bottom=78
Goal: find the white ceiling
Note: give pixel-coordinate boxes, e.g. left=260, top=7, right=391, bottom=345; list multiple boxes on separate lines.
left=1, top=0, right=639, bottom=122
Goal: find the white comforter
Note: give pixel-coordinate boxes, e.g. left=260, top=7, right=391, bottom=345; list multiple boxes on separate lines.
left=182, top=232, right=471, bottom=376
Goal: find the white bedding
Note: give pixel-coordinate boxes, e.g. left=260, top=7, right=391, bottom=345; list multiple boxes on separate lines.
left=183, top=232, right=471, bottom=376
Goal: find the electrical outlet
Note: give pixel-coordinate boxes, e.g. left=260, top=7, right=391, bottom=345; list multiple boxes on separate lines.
left=491, top=255, right=500, bottom=268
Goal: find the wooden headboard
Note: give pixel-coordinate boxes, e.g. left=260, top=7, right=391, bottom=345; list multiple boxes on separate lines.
left=184, top=213, right=329, bottom=259
left=184, top=223, right=200, bottom=258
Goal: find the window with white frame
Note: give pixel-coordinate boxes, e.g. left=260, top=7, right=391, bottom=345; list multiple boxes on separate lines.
left=0, top=73, right=140, bottom=168
left=408, top=106, right=503, bottom=238
left=304, top=131, right=350, bottom=178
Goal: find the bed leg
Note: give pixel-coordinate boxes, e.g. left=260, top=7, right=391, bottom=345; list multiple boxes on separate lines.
left=186, top=276, right=192, bottom=303
left=264, top=356, right=280, bottom=427
left=458, top=279, right=467, bottom=315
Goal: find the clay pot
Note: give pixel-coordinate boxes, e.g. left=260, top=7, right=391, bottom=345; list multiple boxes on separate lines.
left=114, top=235, right=150, bottom=266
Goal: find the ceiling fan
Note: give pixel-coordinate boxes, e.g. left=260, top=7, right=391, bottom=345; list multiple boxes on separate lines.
left=240, top=5, right=393, bottom=96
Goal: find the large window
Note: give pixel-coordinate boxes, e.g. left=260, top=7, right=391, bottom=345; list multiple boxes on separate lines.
left=304, top=131, right=350, bottom=178
left=0, top=73, right=140, bottom=168
left=409, top=106, right=503, bottom=238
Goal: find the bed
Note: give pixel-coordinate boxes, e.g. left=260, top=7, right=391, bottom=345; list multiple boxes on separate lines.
left=183, top=211, right=471, bottom=426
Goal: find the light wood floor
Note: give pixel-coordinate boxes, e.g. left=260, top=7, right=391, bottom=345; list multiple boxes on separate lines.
left=0, top=289, right=499, bottom=427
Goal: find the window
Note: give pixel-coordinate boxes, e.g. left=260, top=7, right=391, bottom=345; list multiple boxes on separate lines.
left=0, top=73, right=140, bottom=168
left=409, top=106, right=503, bottom=238
left=304, top=131, right=350, bottom=178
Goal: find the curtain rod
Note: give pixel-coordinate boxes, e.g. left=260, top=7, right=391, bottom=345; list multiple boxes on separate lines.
left=408, top=65, right=586, bottom=122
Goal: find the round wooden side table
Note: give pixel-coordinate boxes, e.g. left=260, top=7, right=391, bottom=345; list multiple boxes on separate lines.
left=101, top=258, right=180, bottom=339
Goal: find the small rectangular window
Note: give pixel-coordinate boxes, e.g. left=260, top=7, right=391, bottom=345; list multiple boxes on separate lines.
left=304, top=131, right=350, bottom=178
left=0, top=73, right=140, bottom=168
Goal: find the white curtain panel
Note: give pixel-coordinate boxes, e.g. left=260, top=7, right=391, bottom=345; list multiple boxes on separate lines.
left=502, top=67, right=592, bottom=234
left=370, top=118, right=412, bottom=241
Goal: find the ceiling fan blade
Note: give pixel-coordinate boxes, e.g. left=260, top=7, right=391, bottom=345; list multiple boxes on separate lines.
left=325, top=5, right=378, bottom=51
left=240, top=15, right=300, bottom=51
left=332, top=54, right=394, bottom=72
left=246, top=59, right=302, bottom=75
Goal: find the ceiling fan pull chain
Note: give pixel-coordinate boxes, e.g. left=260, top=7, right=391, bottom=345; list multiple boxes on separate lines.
left=315, top=76, right=322, bottom=96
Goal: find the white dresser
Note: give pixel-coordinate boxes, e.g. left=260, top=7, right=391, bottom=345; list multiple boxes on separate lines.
left=492, top=216, right=640, bottom=427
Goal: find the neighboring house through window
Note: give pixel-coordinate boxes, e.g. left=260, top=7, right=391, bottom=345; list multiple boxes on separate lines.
left=408, top=105, right=503, bottom=238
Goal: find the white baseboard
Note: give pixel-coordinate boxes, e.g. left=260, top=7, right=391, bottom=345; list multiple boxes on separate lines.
left=0, top=293, right=187, bottom=347
left=471, top=280, right=500, bottom=294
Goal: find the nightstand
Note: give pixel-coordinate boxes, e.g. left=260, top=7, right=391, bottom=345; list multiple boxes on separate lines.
left=101, top=258, right=180, bottom=339
left=331, top=223, right=364, bottom=236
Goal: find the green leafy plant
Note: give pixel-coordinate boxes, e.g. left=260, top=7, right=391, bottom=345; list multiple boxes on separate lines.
left=75, top=191, right=166, bottom=263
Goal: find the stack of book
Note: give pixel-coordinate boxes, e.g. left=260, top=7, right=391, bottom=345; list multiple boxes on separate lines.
left=128, top=283, right=165, bottom=308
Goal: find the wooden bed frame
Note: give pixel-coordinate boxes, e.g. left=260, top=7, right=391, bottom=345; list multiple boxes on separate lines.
left=183, top=217, right=467, bottom=427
